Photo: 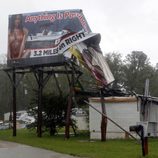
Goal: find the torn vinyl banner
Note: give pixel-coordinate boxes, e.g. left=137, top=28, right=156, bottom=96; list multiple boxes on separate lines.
left=66, top=36, right=114, bottom=86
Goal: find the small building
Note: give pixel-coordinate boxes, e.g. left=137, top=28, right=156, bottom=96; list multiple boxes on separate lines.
left=89, top=96, right=140, bottom=139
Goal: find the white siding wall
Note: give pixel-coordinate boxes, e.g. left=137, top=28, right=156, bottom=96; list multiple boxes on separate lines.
left=89, top=97, right=140, bottom=139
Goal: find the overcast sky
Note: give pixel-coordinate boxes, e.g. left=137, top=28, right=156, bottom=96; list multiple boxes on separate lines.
left=1, top=0, right=158, bottom=65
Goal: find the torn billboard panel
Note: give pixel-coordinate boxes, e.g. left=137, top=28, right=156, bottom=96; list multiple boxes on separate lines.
left=68, top=41, right=114, bottom=86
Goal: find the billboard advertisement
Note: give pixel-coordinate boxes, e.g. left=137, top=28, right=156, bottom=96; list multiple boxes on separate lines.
left=7, top=9, right=92, bottom=68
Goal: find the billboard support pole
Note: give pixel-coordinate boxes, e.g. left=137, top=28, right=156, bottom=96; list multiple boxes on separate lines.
left=65, top=63, right=76, bottom=139
left=33, top=68, right=44, bottom=137
left=65, top=64, right=73, bottom=139
left=12, top=69, right=16, bottom=136
left=65, top=86, right=73, bottom=139
left=100, top=88, right=107, bottom=141
left=5, top=69, right=24, bottom=137
left=33, top=68, right=53, bottom=137
left=37, top=69, right=43, bottom=138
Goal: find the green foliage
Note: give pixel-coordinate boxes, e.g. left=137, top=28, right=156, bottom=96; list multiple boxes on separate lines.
left=28, top=92, right=77, bottom=136
left=123, top=51, right=154, bottom=94
left=106, top=51, right=157, bottom=96
left=150, top=68, right=158, bottom=96
left=0, top=68, right=12, bottom=119
left=42, top=94, right=68, bottom=135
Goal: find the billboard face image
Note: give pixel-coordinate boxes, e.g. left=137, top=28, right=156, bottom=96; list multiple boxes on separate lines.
left=7, top=9, right=91, bottom=67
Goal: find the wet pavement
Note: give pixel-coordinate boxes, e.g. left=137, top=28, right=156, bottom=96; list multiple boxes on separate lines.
left=0, top=141, right=80, bottom=158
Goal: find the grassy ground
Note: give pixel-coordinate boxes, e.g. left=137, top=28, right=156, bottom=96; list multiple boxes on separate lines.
left=0, top=129, right=158, bottom=158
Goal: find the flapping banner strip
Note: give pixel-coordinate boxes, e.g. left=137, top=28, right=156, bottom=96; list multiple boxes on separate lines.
left=68, top=41, right=114, bottom=86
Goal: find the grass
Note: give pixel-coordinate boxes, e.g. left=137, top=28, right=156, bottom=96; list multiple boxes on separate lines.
left=0, top=129, right=158, bottom=158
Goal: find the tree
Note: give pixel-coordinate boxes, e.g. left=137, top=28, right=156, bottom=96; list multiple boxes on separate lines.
left=28, top=92, right=76, bottom=136
left=123, top=51, right=154, bottom=94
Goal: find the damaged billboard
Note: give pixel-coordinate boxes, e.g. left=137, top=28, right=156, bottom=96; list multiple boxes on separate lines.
left=7, top=9, right=114, bottom=86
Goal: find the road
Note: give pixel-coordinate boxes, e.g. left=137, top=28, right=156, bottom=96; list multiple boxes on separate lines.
left=0, top=141, right=80, bottom=158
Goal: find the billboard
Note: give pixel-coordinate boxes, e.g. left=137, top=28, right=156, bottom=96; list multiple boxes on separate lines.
left=7, top=9, right=114, bottom=87
left=7, top=9, right=92, bottom=68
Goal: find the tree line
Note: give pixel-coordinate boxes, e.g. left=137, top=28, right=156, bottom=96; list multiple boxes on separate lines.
left=105, top=51, right=158, bottom=96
